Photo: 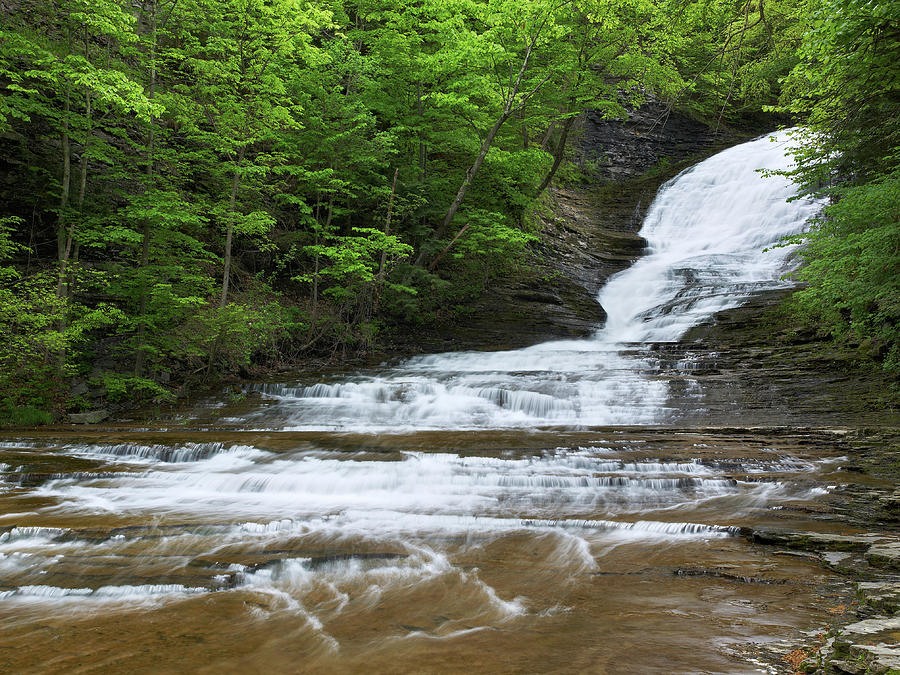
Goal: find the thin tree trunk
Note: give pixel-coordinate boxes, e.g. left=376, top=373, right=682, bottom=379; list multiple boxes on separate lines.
left=135, top=0, right=157, bottom=377
left=56, top=91, right=71, bottom=266
left=536, top=114, right=575, bottom=195
left=56, top=91, right=89, bottom=303
left=219, top=146, right=245, bottom=308
left=51, top=30, right=75, bottom=374
left=58, top=24, right=91, bottom=302
left=437, top=110, right=512, bottom=243
left=311, top=196, right=333, bottom=321
left=373, top=169, right=399, bottom=316
left=52, top=87, right=72, bottom=374
left=208, top=145, right=246, bottom=379
left=428, top=223, right=470, bottom=272
left=520, top=108, right=529, bottom=149
left=417, top=82, right=426, bottom=178
left=540, top=120, right=557, bottom=150
left=377, top=168, right=399, bottom=282
left=66, top=98, right=89, bottom=300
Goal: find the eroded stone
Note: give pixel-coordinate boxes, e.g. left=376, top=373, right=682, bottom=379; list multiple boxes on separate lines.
left=67, top=409, right=110, bottom=424
left=858, top=582, right=900, bottom=616
left=749, top=529, right=878, bottom=552
left=866, top=543, right=900, bottom=570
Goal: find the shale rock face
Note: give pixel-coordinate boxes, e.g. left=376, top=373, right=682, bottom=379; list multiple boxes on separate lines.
left=387, top=103, right=735, bottom=355
left=827, top=616, right=900, bottom=675
left=666, top=291, right=900, bottom=427
left=67, top=410, right=110, bottom=424
left=580, top=101, right=719, bottom=183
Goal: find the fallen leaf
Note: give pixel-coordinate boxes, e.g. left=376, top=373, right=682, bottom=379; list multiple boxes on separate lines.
left=783, top=648, right=808, bottom=669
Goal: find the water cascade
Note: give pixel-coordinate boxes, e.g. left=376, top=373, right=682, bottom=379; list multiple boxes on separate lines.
left=0, top=132, right=851, bottom=674
left=253, top=132, right=820, bottom=430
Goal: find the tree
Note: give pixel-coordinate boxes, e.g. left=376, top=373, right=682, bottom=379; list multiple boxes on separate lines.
left=775, top=0, right=900, bottom=372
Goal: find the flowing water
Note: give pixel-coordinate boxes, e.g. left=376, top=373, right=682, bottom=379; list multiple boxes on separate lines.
left=0, top=133, right=862, bottom=674
left=249, top=133, right=820, bottom=431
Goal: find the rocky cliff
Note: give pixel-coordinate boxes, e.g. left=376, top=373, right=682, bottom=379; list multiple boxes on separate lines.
left=386, top=102, right=896, bottom=428
left=385, top=102, right=742, bottom=355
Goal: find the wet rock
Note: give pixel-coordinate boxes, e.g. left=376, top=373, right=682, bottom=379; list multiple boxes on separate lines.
left=69, top=381, right=89, bottom=397
left=829, top=617, right=900, bottom=674
left=857, top=582, right=900, bottom=616
left=828, top=658, right=869, bottom=674
left=866, top=542, right=900, bottom=570
left=878, top=490, right=900, bottom=519
left=67, top=409, right=110, bottom=424
left=749, top=529, right=877, bottom=552
left=819, top=551, right=875, bottom=577
left=512, top=289, right=564, bottom=305
left=580, top=101, right=726, bottom=182
left=675, top=292, right=900, bottom=427
left=674, top=566, right=789, bottom=584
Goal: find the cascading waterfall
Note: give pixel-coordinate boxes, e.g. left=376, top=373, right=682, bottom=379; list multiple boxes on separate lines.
left=253, top=131, right=820, bottom=431
left=0, top=133, right=848, bottom=674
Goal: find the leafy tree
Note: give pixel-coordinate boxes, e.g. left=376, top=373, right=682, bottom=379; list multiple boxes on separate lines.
left=776, top=0, right=900, bottom=372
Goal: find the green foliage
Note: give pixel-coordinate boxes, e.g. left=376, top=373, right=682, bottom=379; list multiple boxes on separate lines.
left=773, top=0, right=900, bottom=373
left=297, top=227, right=414, bottom=302
left=92, top=373, right=175, bottom=403
left=0, top=269, right=125, bottom=414
left=657, top=0, right=809, bottom=123
left=180, top=300, right=290, bottom=374
left=0, top=406, right=53, bottom=427
left=777, top=0, right=900, bottom=181
left=8, top=0, right=888, bottom=414
left=789, top=171, right=900, bottom=370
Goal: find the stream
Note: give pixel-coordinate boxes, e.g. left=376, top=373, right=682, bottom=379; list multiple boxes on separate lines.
left=0, top=133, right=862, bottom=674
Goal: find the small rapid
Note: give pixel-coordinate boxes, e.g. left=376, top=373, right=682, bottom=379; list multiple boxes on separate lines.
left=252, top=131, right=820, bottom=431
left=0, top=430, right=854, bottom=673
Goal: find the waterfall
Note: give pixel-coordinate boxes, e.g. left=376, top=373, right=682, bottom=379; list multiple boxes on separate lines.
left=0, top=134, right=853, bottom=674
left=252, top=131, right=819, bottom=431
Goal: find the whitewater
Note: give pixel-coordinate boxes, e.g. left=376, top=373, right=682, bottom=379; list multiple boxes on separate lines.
left=253, top=131, right=821, bottom=431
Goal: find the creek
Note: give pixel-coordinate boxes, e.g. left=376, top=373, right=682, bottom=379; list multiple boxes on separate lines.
left=0, top=133, right=861, bottom=674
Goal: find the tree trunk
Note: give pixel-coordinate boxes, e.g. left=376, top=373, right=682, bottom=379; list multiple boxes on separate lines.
left=411, top=109, right=511, bottom=270
left=135, top=0, right=157, bottom=378
left=536, top=114, right=575, bottom=195
left=520, top=108, right=529, bottom=149
left=219, top=146, right=245, bottom=308
left=377, top=168, right=399, bottom=282
left=540, top=120, right=557, bottom=150
left=428, top=222, right=470, bottom=272
left=311, top=196, right=333, bottom=321
left=52, top=86, right=72, bottom=374
left=416, top=35, right=543, bottom=267
left=56, top=91, right=71, bottom=266
left=373, top=169, right=399, bottom=315
left=56, top=91, right=89, bottom=303
left=417, top=81, right=426, bottom=178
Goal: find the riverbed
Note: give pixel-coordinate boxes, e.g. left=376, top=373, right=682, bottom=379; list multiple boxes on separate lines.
left=0, top=427, right=867, bottom=673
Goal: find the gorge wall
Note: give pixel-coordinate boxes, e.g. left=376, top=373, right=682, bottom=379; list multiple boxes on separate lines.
left=386, top=102, right=742, bottom=355
left=386, top=103, right=897, bottom=428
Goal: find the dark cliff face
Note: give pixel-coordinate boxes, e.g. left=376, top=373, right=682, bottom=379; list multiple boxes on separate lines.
left=386, top=103, right=737, bottom=355
left=580, top=102, right=721, bottom=184
left=662, top=292, right=900, bottom=427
